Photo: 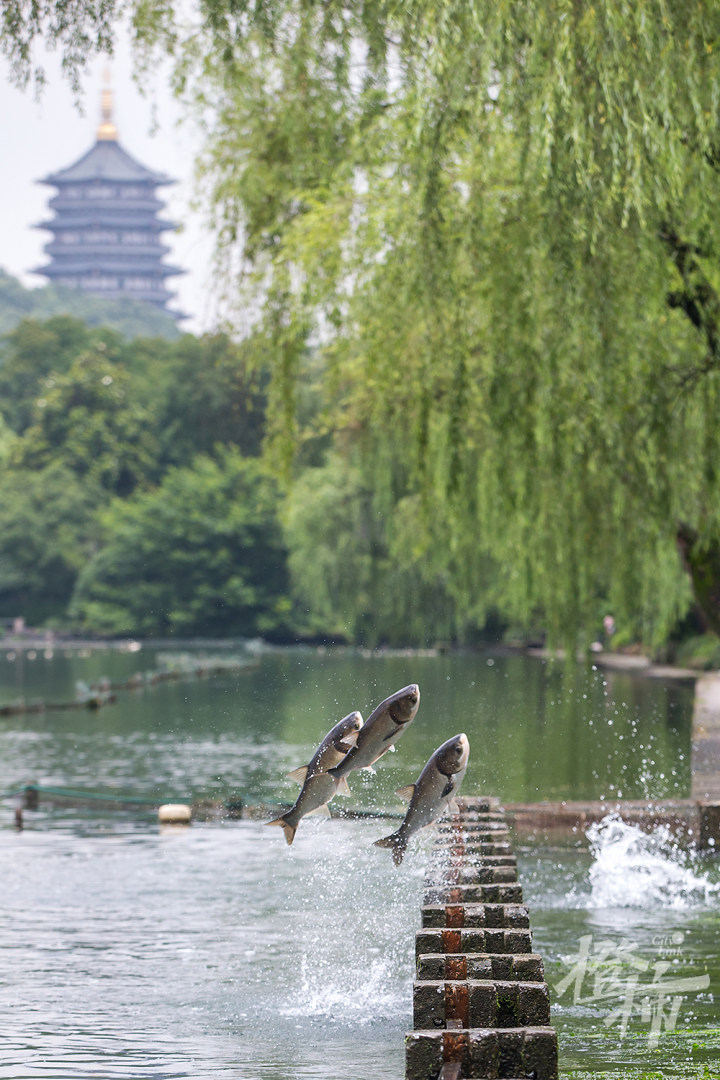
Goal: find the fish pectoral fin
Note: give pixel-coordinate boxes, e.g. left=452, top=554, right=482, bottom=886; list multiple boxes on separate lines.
left=388, top=744, right=396, bottom=752
left=362, top=765, right=377, bottom=776
left=335, top=739, right=355, bottom=755
left=441, top=780, right=455, bottom=798
left=335, top=776, right=352, bottom=797
left=394, top=784, right=416, bottom=803
left=305, top=802, right=332, bottom=818
left=286, top=766, right=309, bottom=784
left=446, top=798, right=460, bottom=814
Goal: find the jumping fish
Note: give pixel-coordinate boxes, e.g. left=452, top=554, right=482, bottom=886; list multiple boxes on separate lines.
left=265, top=710, right=363, bottom=845
left=373, top=732, right=469, bottom=865
left=327, top=684, right=420, bottom=784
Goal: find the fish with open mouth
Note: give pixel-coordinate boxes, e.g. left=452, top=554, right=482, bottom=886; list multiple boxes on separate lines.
left=265, top=710, right=363, bottom=845
left=373, top=732, right=469, bottom=865
left=327, top=683, right=420, bottom=785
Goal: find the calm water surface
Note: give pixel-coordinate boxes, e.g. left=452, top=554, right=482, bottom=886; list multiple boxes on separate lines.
left=0, top=646, right=717, bottom=1079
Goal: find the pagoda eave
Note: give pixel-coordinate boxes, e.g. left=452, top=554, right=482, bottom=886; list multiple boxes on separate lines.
left=39, top=261, right=186, bottom=278
left=34, top=217, right=179, bottom=233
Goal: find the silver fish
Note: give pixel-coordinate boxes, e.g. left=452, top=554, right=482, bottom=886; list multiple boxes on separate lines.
left=265, top=710, right=363, bottom=845
left=328, top=683, right=420, bottom=784
left=374, top=732, right=469, bottom=865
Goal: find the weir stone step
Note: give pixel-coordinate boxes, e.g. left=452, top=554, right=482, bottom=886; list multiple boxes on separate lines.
left=425, top=866, right=518, bottom=886
left=416, top=953, right=545, bottom=983
left=431, top=841, right=515, bottom=857
left=455, top=797, right=503, bottom=812
left=437, top=822, right=511, bottom=835
left=405, top=1027, right=558, bottom=1080
left=422, top=904, right=530, bottom=930
left=445, top=812, right=507, bottom=824
left=416, top=928, right=533, bottom=957
left=413, top=980, right=551, bottom=1030
left=424, top=884, right=523, bottom=905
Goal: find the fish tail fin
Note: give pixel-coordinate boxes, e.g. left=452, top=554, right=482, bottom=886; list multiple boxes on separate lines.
left=265, top=815, right=297, bottom=845
left=373, top=831, right=407, bottom=866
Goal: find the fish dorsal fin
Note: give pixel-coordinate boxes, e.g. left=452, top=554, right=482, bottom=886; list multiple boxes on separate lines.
left=286, top=766, right=308, bottom=784
left=395, top=784, right=416, bottom=802
left=336, top=776, right=352, bottom=797
left=305, top=802, right=332, bottom=818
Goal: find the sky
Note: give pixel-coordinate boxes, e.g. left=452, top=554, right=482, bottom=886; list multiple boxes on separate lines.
left=1, top=31, right=216, bottom=334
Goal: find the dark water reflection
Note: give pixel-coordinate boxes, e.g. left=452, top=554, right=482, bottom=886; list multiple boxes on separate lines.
left=0, top=647, right=694, bottom=807
left=0, top=645, right=715, bottom=1080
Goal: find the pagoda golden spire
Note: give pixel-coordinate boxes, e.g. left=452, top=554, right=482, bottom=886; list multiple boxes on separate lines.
left=97, top=68, right=118, bottom=141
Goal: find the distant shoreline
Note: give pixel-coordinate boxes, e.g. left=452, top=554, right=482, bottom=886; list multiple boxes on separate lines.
left=0, top=633, right=708, bottom=680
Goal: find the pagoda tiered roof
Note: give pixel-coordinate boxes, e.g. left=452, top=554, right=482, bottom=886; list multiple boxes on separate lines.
left=34, top=84, right=186, bottom=319
left=40, top=138, right=174, bottom=188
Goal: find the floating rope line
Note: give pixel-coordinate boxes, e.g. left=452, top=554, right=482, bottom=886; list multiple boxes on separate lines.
left=1, top=782, right=404, bottom=820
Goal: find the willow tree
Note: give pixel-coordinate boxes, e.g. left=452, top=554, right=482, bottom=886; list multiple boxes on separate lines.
left=6, top=0, right=720, bottom=644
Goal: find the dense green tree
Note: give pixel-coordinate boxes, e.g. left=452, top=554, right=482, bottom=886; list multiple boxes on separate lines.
left=0, top=315, right=122, bottom=433
left=12, top=350, right=160, bottom=495
left=284, top=454, right=473, bottom=645
left=0, top=463, right=104, bottom=623
left=144, top=333, right=267, bottom=467
left=71, top=449, right=293, bottom=638
left=0, top=317, right=277, bottom=635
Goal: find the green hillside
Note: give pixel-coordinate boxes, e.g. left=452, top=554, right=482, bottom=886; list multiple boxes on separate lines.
left=0, top=270, right=182, bottom=340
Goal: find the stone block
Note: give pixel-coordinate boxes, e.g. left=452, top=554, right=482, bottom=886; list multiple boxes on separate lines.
left=424, top=884, right=524, bottom=905
left=406, top=1028, right=558, bottom=1079
left=421, top=903, right=530, bottom=929
left=427, top=859, right=518, bottom=885
left=405, top=1031, right=443, bottom=1080
left=456, top=796, right=502, bottom=813
left=416, top=953, right=545, bottom=983
left=415, top=928, right=534, bottom=957
left=413, top=981, right=550, bottom=1030
left=432, top=841, right=515, bottom=857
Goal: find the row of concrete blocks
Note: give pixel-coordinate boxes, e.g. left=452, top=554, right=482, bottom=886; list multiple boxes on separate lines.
left=406, top=796, right=558, bottom=1080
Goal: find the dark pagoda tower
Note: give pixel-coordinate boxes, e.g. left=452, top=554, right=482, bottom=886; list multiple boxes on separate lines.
left=34, top=85, right=185, bottom=316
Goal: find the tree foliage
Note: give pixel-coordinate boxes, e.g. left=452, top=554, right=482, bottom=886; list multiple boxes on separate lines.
left=179, top=0, right=720, bottom=644
left=71, top=449, right=292, bottom=637
left=0, top=463, right=103, bottom=624
left=0, top=316, right=283, bottom=632
left=0, top=315, right=123, bottom=433
left=284, top=453, right=481, bottom=646
left=11, top=350, right=160, bottom=495
left=5, top=1, right=720, bottom=643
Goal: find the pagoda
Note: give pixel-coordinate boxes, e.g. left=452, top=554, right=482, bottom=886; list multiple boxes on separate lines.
left=34, top=85, right=185, bottom=316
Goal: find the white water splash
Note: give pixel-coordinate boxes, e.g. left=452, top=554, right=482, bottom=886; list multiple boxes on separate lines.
left=586, top=813, right=720, bottom=910
left=281, top=953, right=405, bottom=1023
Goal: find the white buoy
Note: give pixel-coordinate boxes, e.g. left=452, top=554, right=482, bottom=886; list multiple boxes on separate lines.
left=158, top=803, right=192, bottom=825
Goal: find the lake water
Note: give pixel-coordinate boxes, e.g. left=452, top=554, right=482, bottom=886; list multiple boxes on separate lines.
left=0, top=645, right=717, bottom=1079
